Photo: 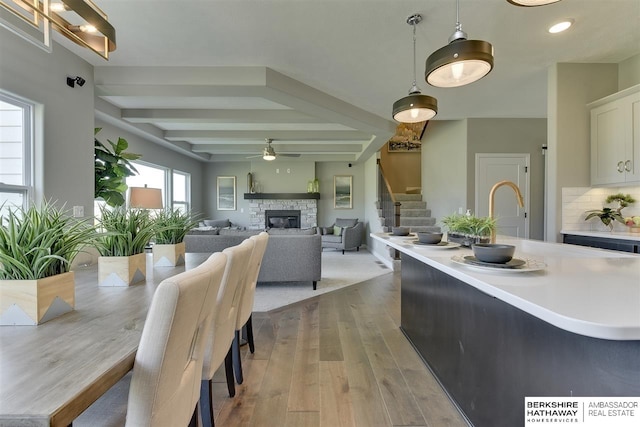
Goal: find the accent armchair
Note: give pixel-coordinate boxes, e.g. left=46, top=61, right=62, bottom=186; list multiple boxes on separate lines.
left=320, top=218, right=364, bottom=254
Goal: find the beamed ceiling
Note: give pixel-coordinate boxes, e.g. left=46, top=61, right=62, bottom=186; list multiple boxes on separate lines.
left=54, top=0, right=639, bottom=163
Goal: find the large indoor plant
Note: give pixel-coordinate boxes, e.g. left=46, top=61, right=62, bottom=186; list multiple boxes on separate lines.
left=0, top=201, right=97, bottom=325
left=94, top=128, right=142, bottom=207
left=441, top=213, right=496, bottom=247
left=95, top=206, right=158, bottom=286
left=152, top=209, right=200, bottom=266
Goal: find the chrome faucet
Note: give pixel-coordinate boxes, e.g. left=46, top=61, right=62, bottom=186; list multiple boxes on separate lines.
left=488, top=180, right=524, bottom=243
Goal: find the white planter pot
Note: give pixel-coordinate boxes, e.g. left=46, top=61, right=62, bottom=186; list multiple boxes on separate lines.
left=0, top=272, right=75, bottom=325
left=153, top=242, right=185, bottom=267
left=98, top=253, right=146, bottom=287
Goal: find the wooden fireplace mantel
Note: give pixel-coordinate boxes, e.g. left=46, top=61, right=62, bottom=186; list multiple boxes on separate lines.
left=243, top=193, right=320, bottom=200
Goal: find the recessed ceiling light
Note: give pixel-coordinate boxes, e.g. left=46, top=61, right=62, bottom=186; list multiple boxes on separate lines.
left=548, top=19, right=574, bottom=34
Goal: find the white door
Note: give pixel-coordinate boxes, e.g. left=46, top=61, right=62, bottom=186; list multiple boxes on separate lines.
left=475, top=154, right=529, bottom=238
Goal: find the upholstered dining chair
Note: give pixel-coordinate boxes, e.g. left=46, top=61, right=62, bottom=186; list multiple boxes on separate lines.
left=232, top=231, right=269, bottom=384
left=200, top=238, right=255, bottom=427
left=74, top=251, right=228, bottom=427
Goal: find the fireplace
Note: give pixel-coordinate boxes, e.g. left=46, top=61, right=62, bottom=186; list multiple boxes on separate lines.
left=265, top=210, right=301, bottom=229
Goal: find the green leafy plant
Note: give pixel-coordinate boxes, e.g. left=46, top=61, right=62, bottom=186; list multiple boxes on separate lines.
left=0, top=201, right=97, bottom=280
left=95, top=206, right=158, bottom=257
left=94, top=128, right=142, bottom=207
left=584, top=193, right=636, bottom=230
left=153, top=209, right=200, bottom=245
left=441, top=213, right=496, bottom=237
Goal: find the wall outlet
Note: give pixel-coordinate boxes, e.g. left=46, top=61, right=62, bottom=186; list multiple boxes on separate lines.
left=73, top=206, right=84, bottom=217
left=458, top=207, right=463, bottom=214
left=276, top=168, right=279, bottom=174
left=240, top=208, right=244, bottom=213
left=287, top=168, right=291, bottom=174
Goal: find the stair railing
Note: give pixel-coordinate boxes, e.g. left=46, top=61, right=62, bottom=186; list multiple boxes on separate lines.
left=377, top=159, right=401, bottom=230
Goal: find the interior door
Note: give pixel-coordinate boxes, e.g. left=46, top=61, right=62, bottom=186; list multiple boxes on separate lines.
left=475, top=154, right=529, bottom=238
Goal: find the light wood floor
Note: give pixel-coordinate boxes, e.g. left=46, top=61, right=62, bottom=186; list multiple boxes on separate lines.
left=210, top=271, right=469, bottom=427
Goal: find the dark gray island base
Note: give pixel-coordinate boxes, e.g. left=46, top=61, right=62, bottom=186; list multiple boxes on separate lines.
left=400, top=255, right=640, bottom=427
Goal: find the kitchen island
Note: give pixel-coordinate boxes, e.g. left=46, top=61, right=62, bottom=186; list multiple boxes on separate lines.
left=371, top=233, right=640, bottom=427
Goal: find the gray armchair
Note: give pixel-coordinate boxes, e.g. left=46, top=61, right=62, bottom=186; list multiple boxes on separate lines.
left=320, top=218, right=363, bottom=254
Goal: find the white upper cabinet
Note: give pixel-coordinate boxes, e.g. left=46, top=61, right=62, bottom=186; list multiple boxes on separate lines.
left=590, top=85, right=640, bottom=186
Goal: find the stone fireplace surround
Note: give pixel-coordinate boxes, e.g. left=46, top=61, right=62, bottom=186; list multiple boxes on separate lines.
left=249, top=199, right=317, bottom=229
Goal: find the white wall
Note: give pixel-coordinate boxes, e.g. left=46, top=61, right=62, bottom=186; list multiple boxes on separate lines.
left=421, top=120, right=468, bottom=225
left=0, top=35, right=94, bottom=214
left=546, top=63, right=619, bottom=242
left=315, top=161, right=365, bottom=227
left=619, top=53, right=640, bottom=90
left=466, top=118, right=547, bottom=240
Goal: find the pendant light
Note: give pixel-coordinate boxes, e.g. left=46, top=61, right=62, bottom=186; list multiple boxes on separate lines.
left=425, top=0, right=494, bottom=88
left=392, top=14, right=437, bottom=123
left=507, top=0, right=561, bottom=6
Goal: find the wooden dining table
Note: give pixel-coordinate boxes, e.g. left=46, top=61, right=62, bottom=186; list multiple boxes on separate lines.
left=0, top=253, right=209, bottom=427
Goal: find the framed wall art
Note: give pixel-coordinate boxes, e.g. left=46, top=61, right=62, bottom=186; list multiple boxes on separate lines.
left=217, top=176, right=236, bottom=210
left=334, top=175, right=353, bottom=209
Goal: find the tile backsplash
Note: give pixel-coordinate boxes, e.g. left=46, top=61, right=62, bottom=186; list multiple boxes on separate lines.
left=562, top=186, right=640, bottom=232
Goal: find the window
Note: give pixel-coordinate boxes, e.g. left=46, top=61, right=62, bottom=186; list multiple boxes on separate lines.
left=172, top=170, right=190, bottom=212
left=125, top=162, right=191, bottom=212
left=0, top=92, right=32, bottom=215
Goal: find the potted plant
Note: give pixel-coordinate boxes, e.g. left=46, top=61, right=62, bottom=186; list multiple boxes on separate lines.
left=585, top=193, right=636, bottom=231
left=152, top=209, right=200, bottom=267
left=95, top=206, right=158, bottom=286
left=94, top=128, right=142, bottom=207
left=0, top=201, right=97, bottom=325
left=441, top=213, right=496, bottom=247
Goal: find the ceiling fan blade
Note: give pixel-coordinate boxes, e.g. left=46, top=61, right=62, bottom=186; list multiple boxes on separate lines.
left=279, top=153, right=301, bottom=157
left=245, top=154, right=262, bottom=158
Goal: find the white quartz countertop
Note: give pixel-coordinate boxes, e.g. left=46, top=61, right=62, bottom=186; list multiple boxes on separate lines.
left=371, top=233, right=640, bottom=341
left=561, top=229, right=640, bottom=242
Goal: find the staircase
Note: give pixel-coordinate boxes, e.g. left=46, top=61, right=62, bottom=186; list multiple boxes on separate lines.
left=378, top=193, right=441, bottom=233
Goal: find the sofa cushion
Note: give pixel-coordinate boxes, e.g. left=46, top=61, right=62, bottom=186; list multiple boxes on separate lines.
left=335, top=218, right=358, bottom=228
left=203, top=219, right=231, bottom=228
left=219, top=228, right=262, bottom=237
left=333, top=225, right=343, bottom=236
left=189, top=227, right=219, bottom=235
left=322, top=235, right=343, bottom=244
left=267, top=227, right=316, bottom=235
left=322, top=226, right=333, bottom=235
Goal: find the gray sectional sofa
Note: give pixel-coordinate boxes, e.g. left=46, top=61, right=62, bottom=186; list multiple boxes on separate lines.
left=184, top=228, right=322, bottom=289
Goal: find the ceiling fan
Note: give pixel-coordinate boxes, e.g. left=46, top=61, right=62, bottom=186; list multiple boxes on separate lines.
left=247, top=139, right=301, bottom=161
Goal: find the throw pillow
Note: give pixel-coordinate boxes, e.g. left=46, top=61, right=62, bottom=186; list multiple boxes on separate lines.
left=322, top=226, right=333, bottom=235
left=335, top=218, right=358, bottom=228
left=333, top=225, right=343, bottom=236
left=203, top=219, right=231, bottom=228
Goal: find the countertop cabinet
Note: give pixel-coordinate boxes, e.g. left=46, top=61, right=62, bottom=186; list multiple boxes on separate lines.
left=590, top=85, right=640, bottom=186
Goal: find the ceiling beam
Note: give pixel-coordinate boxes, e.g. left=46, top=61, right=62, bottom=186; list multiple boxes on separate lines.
left=191, top=144, right=362, bottom=154
left=121, top=109, right=327, bottom=124
left=164, top=130, right=370, bottom=142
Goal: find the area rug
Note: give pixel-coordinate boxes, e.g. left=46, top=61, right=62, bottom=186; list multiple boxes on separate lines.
left=253, top=249, right=391, bottom=312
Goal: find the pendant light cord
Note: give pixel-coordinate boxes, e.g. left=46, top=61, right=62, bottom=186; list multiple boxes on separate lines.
left=455, top=0, right=462, bottom=32
left=412, top=21, right=417, bottom=87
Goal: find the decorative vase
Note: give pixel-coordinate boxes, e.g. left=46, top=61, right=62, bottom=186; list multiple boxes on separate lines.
left=313, top=178, right=319, bottom=193
left=0, top=272, right=75, bottom=325
left=153, top=242, right=186, bottom=267
left=98, top=253, right=146, bottom=286
left=307, top=180, right=314, bottom=193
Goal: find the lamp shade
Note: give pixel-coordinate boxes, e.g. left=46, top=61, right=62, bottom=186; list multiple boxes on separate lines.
left=393, top=93, right=437, bottom=123
left=129, top=187, right=163, bottom=209
left=507, top=0, right=561, bottom=6
left=425, top=39, right=494, bottom=88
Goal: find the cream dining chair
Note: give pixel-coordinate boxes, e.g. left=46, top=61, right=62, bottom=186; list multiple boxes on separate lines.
left=199, top=238, right=255, bottom=427
left=74, top=251, right=228, bottom=427
left=232, top=231, right=269, bottom=384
